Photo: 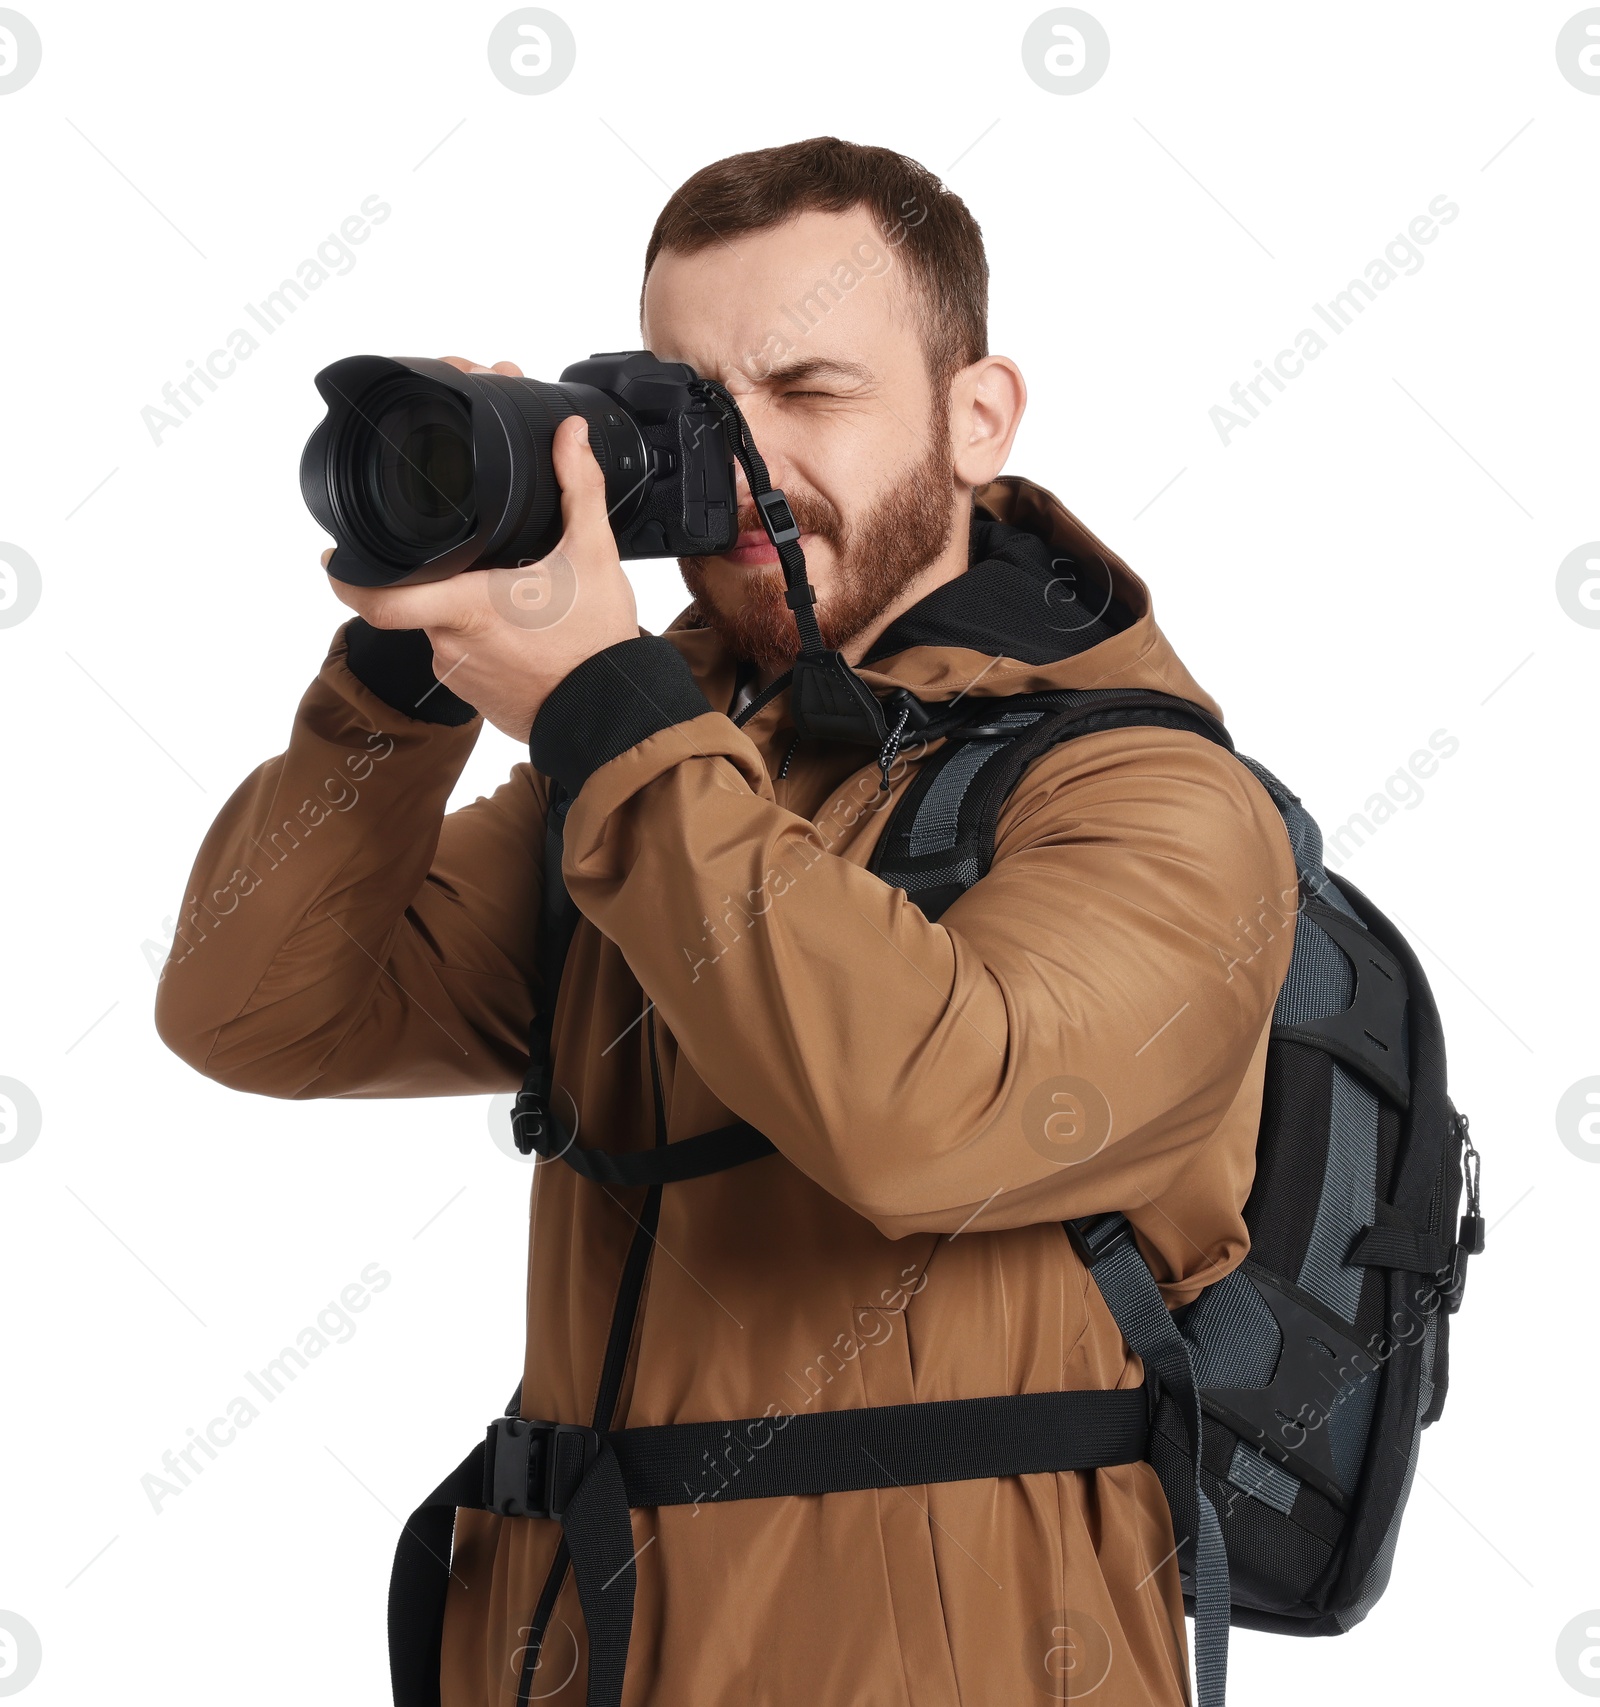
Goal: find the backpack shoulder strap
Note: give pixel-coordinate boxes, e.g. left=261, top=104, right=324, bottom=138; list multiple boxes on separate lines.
left=509, top=777, right=580, bottom=1156
left=869, top=687, right=1235, bottom=919
left=1068, top=1212, right=1231, bottom=1707
left=870, top=691, right=1241, bottom=1701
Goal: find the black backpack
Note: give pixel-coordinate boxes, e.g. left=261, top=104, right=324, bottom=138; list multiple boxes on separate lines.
left=866, top=685, right=1486, bottom=1695
left=388, top=685, right=1485, bottom=1707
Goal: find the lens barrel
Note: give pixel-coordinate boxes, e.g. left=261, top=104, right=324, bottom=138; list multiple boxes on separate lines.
left=302, top=356, right=654, bottom=587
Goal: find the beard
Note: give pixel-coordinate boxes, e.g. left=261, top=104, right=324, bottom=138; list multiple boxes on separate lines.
left=677, top=409, right=958, bottom=674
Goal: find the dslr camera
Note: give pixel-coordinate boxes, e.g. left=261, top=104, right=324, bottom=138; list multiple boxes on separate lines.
left=302, top=352, right=741, bottom=587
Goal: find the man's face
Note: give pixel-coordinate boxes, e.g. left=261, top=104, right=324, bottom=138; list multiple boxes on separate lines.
left=641, top=208, right=960, bottom=673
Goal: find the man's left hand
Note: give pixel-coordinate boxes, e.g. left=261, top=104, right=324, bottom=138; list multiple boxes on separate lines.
left=327, top=359, right=640, bottom=743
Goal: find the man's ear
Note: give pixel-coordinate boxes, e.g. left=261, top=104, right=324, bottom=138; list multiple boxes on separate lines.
left=947, top=355, right=1027, bottom=487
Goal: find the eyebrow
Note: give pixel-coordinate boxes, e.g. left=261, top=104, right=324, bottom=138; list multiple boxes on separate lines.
left=753, top=356, right=876, bottom=388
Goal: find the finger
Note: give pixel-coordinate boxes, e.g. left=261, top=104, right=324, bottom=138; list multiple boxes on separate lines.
left=438, top=356, right=493, bottom=374
left=326, top=573, right=478, bottom=632
left=321, top=548, right=334, bottom=569
left=550, top=415, right=611, bottom=551
left=489, top=361, right=525, bottom=378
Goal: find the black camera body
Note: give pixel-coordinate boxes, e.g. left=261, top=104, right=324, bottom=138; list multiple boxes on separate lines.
left=302, top=351, right=739, bottom=587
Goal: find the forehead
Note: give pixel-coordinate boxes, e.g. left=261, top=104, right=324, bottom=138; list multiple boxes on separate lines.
left=641, top=206, right=921, bottom=385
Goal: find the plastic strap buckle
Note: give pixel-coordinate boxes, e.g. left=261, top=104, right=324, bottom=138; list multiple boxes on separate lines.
left=484, top=1416, right=602, bottom=1519
left=1064, top=1211, right=1133, bottom=1269
left=510, top=1088, right=547, bottom=1157
left=881, top=687, right=931, bottom=732
left=755, top=488, right=800, bottom=547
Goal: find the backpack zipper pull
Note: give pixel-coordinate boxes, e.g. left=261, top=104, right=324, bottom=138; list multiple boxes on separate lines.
left=1441, top=1111, right=1484, bottom=1313
left=1456, top=1112, right=1484, bottom=1256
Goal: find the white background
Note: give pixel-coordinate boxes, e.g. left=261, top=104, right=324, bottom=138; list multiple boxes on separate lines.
left=2, top=2, right=1596, bottom=1702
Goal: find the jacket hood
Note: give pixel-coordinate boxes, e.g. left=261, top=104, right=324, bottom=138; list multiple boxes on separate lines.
left=664, top=474, right=1225, bottom=728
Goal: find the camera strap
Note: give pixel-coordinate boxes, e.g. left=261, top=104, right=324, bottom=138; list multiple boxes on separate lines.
left=688, top=379, right=893, bottom=750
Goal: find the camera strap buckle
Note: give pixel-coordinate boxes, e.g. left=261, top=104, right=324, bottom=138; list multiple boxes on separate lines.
left=755, top=489, right=800, bottom=548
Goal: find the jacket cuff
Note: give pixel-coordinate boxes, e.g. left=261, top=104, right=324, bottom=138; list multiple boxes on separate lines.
left=530, top=635, right=712, bottom=796
left=342, top=618, right=479, bottom=727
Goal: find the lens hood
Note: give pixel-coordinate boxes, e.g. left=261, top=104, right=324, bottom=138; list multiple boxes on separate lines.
left=303, top=354, right=655, bottom=587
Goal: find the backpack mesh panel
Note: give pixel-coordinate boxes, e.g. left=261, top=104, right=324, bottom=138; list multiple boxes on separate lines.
left=1179, top=1268, right=1281, bottom=1389
left=1274, top=915, right=1355, bottom=1027
left=1324, top=1357, right=1380, bottom=1496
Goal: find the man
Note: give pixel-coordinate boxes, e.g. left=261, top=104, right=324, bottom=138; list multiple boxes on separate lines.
left=156, top=137, right=1297, bottom=1706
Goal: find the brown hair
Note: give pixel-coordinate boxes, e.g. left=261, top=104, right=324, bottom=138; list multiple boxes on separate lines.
left=640, top=136, right=988, bottom=388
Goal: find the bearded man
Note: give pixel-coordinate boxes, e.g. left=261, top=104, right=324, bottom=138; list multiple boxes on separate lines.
left=157, top=136, right=1296, bottom=1707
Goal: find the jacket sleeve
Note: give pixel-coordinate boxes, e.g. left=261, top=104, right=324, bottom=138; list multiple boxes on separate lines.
left=531, top=637, right=1298, bottom=1256
left=153, top=620, right=547, bottom=1099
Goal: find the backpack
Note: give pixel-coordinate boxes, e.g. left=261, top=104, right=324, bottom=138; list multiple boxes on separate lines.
left=865, top=686, right=1486, bottom=1674
left=387, top=685, right=1485, bottom=1707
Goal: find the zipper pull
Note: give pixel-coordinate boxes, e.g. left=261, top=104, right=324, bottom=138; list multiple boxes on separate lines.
left=1456, top=1111, right=1484, bottom=1255
left=876, top=703, right=912, bottom=795
left=1440, top=1110, right=1484, bottom=1313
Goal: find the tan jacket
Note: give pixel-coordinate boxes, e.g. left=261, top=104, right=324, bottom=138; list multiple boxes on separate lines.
left=155, top=476, right=1298, bottom=1707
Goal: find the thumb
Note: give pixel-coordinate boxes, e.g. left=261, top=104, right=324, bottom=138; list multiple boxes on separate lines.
left=551, top=415, right=613, bottom=554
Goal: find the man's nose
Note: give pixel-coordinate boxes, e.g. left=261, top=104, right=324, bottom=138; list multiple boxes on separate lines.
left=730, top=460, right=791, bottom=529
left=723, top=389, right=796, bottom=498
left=729, top=442, right=798, bottom=525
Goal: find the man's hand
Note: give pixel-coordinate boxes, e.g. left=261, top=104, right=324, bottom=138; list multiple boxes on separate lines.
left=325, top=357, right=640, bottom=743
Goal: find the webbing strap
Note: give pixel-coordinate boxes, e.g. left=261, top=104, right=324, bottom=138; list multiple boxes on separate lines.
left=1069, top=1213, right=1229, bottom=1707
left=612, top=1388, right=1150, bottom=1504
left=687, top=377, right=822, bottom=657
left=1344, top=1221, right=1451, bottom=1273
left=511, top=782, right=579, bottom=1158
left=508, top=1004, right=673, bottom=1705
left=521, top=1114, right=776, bottom=1185
left=389, top=1389, right=1149, bottom=1707
left=388, top=1441, right=486, bottom=1707
left=870, top=689, right=1235, bottom=923
left=687, top=376, right=891, bottom=747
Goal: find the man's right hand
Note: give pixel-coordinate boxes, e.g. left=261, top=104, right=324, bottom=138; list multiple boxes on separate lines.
left=320, top=354, right=642, bottom=745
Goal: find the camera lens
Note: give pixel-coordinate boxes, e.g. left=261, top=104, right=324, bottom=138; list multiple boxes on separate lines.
left=305, top=353, right=733, bottom=587
left=346, top=383, right=476, bottom=558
